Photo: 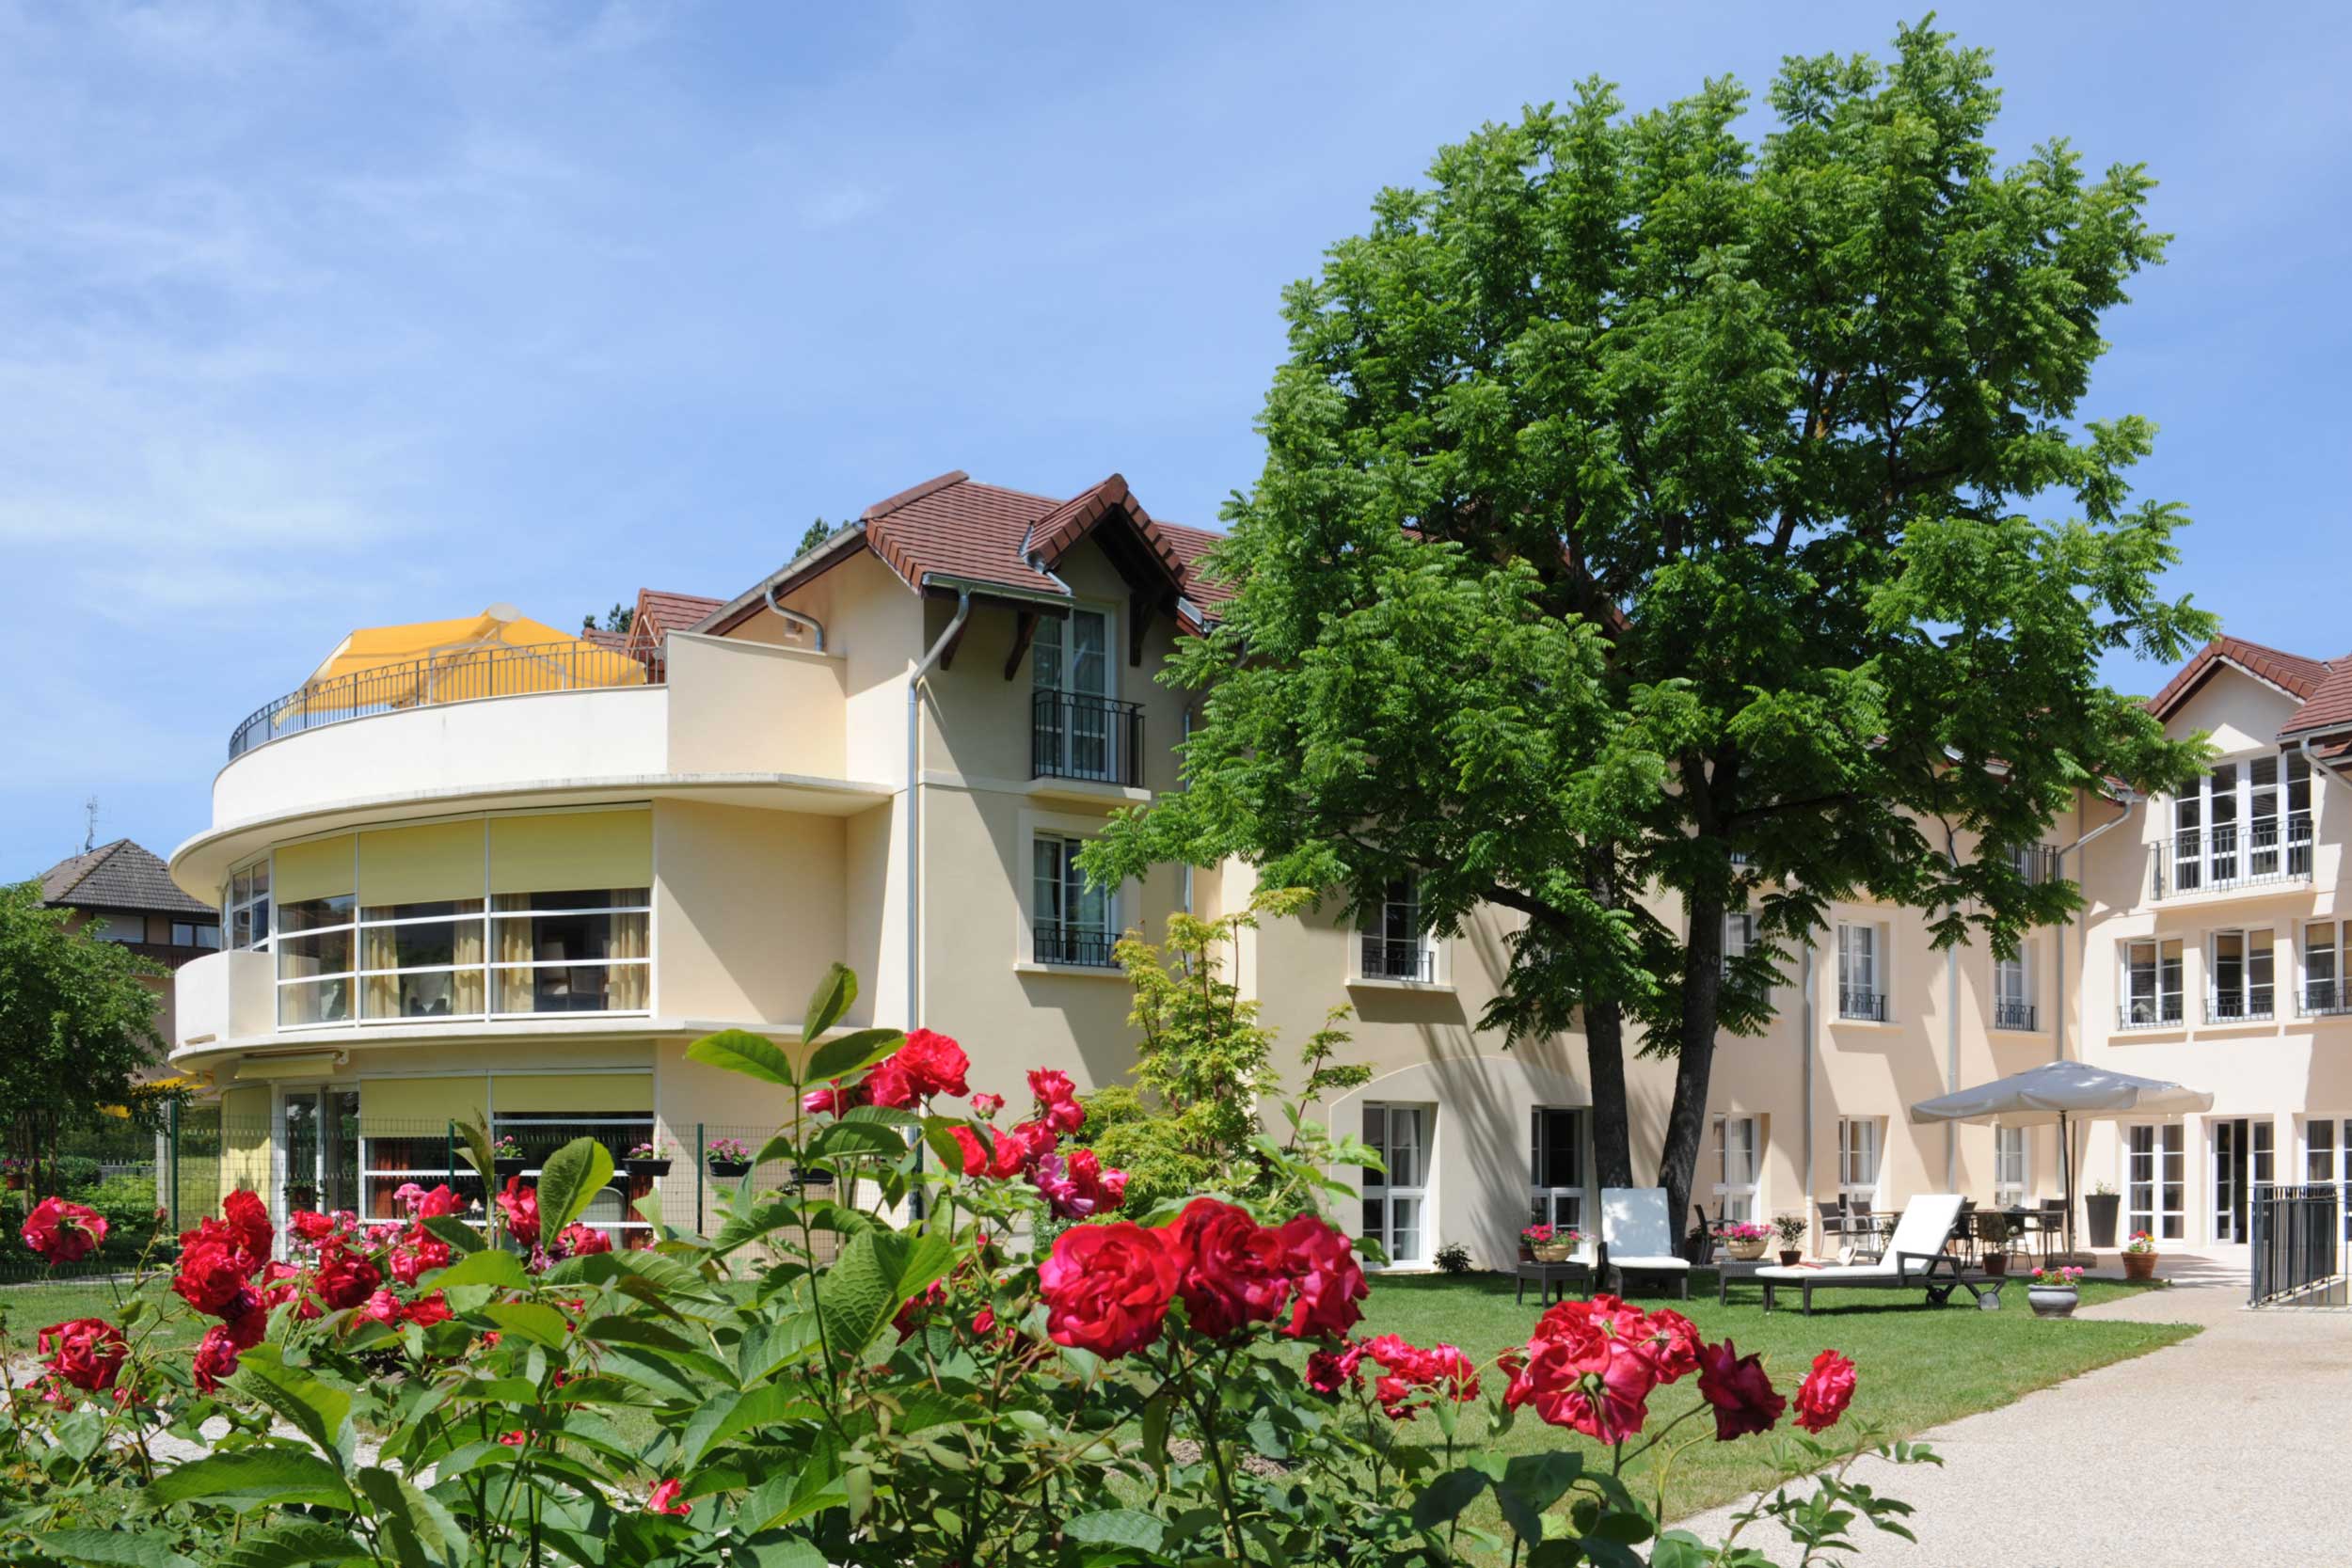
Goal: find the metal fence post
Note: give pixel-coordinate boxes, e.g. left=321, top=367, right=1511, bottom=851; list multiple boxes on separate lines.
left=167, top=1097, right=181, bottom=1231
left=696, top=1122, right=705, bottom=1235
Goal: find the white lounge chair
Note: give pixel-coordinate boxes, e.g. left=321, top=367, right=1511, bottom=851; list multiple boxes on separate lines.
left=1599, top=1187, right=1692, bottom=1299
left=1753, top=1195, right=1992, bottom=1315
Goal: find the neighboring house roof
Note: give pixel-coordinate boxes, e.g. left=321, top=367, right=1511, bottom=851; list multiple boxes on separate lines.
left=580, top=626, right=629, bottom=653
left=700, top=470, right=1231, bottom=636
left=2145, top=635, right=2352, bottom=747
left=40, top=839, right=214, bottom=918
left=622, top=588, right=727, bottom=666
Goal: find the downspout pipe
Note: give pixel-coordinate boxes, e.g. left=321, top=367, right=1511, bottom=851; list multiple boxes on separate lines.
left=905, top=589, right=971, bottom=1031
left=762, top=582, right=825, bottom=651
left=1801, top=934, right=1817, bottom=1240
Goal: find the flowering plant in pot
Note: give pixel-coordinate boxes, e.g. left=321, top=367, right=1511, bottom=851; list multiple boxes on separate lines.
left=1522, top=1222, right=1582, bottom=1261
left=2, top=962, right=1934, bottom=1566
left=1718, top=1219, right=1772, bottom=1259
left=1772, top=1212, right=1810, bottom=1265
left=623, top=1139, right=671, bottom=1179
left=2029, top=1263, right=2085, bottom=1317
left=2122, top=1227, right=2160, bottom=1280
left=489, top=1132, right=527, bottom=1178
left=705, top=1135, right=753, bottom=1178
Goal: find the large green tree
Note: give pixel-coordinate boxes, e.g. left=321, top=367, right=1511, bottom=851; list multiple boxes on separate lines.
left=1090, top=23, right=2215, bottom=1222
left=0, top=880, right=168, bottom=1192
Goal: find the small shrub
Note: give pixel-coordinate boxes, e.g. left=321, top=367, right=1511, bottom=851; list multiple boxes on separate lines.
left=1433, top=1241, right=1473, bottom=1275
left=49, top=1156, right=102, bottom=1193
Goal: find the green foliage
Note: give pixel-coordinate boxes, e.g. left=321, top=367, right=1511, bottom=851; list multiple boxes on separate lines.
left=1088, top=20, right=2217, bottom=1218
left=0, top=880, right=167, bottom=1190
left=796, top=517, right=841, bottom=558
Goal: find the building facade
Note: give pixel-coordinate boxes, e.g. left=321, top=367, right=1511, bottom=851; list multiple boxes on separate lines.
left=42, top=837, right=222, bottom=1058
left=164, top=469, right=2332, bottom=1263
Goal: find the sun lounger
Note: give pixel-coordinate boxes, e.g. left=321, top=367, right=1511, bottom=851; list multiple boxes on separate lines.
left=1599, top=1187, right=1692, bottom=1299
left=1754, top=1194, right=2001, bottom=1315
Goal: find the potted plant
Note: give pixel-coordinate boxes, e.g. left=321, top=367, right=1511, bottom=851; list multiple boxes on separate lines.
left=1979, top=1210, right=2012, bottom=1275
left=2028, top=1264, right=2084, bottom=1318
left=625, top=1141, right=672, bottom=1180
left=707, top=1137, right=753, bottom=1179
left=283, top=1179, right=319, bottom=1211
left=1771, top=1212, right=1809, bottom=1266
left=491, top=1134, right=528, bottom=1180
left=1521, top=1223, right=1579, bottom=1263
left=2122, top=1229, right=2160, bottom=1281
left=1719, top=1220, right=1771, bottom=1261
left=2, top=1155, right=24, bottom=1192
left=2086, top=1181, right=2121, bottom=1249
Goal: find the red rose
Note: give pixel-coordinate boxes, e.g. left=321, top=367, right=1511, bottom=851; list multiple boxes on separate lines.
left=192, top=1323, right=245, bottom=1393
left=173, top=1236, right=256, bottom=1317
left=289, top=1210, right=337, bottom=1244
left=863, top=1055, right=920, bottom=1111
left=1271, top=1215, right=1368, bottom=1340
left=1505, top=1311, right=1654, bottom=1441
left=1630, top=1306, right=1701, bottom=1384
left=557, top=1223, right=612, bottom=1258
left=1362, top=1335, right=1481, bottom=1420
left=358, top=1290, right=404, bottom=1326
left=38, top=1318, right=126, bottom=1393
left=971, top=1092, right=1005, bottom=1117
left=224, top=1302, right=269, bottom=1350
left=948, top=1124, right=989, bottom=1178
left=257, top=1259, right=320, bottom=1321
left=989, top=1120, right=1054, bottom=1180
left=496, top=1177, right=540, bottom=1247
left=1792, top=1348, right=1856, bottom=1434
left=413, top=1184, right=463, bottom=1220
left=1696, top=1338, right=1786, bottom=1441
left=1163, top=1197, right=1290, bottom=1338
left=497, top=1429, right=527, bottom=1447
left=1027, top=1068, right=1085, bottom=1133
left=312, top=1240, right=382, bottom=1311
left=405, top=1291, right=453, bottom=1327
left=23, top=1197, right=108, bottom=1264
left=895, top=1029, right=971, bottom=1100
left=1031, top=1151, right=1121, bottom=1220
left=1068, top=1149, right=1125, bottom=1212
left=222, top=1189, right=274, bottom=1268
left=1306, top=1339, right=1367, bottom=1397
left=803, top=1083, right=857, bottom=1117
left=892, top=1278, right=949, bottom=1341
left=1040, top=1221, right=1181, bottom=1359
left=645, top=1478, right=691, bottom=1516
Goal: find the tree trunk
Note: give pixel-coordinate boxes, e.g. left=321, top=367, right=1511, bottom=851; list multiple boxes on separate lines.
left=1584, top=999, right=1634, bottom=1190
left=1656, top=891, right=1726, bottom=1233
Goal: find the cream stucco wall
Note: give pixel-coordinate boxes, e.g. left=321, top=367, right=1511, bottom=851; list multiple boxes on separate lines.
left=651, top=800, right=850, bottom=1026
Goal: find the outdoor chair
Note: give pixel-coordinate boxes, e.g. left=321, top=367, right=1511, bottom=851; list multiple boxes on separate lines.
left=1599, top=1187, right=1692, bottom=1299
left=1750, top=1195, right=1996, bottom=1316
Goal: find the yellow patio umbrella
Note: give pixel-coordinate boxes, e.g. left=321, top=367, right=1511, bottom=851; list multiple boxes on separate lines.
left=289, top=603, right=644, bottom=721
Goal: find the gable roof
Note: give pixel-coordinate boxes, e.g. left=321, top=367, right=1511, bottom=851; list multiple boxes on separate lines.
left=40, top=839, right=214, bottom=917
left=622, top=588, right=726, bottom=665
left=581, top=626, right=628, bottom=653
left=2280, top=658, right=2352, bottom=740
left=2145, top=635, right=2352, bottom=746
left=702, top=470, right=1231, bottom=636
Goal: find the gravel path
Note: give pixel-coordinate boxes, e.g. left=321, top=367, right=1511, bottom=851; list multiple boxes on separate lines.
left=1677, top=1248, right=2352, bottom=1565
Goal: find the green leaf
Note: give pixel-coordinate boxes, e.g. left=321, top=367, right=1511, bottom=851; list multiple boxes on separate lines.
left=145, top=1449, right=354, bottom=1512
left=453, top=1117, right=496, bottom=1188
left=1409, top=1466, right=1488, bottom=1530
left=355, top=1468, right=466, bottom=1563
left=807, top=1120, right=911, bottom=1162
left=229, top=1351, right=353, bottom=1464
left=534, top=1136, right=615, bottom=1236
left=33, top=1534, right=200, bottom=1568
left=213, top=1521, right=374, bottom=1568
left=736, top=1535, right=828, bottom=1568
left=483, top=1301, right=572, bottom=1350
left=801, top=1026, right=903, bottom=1085
left=802, top=961, right=857, bottom=1045
left=425, top=1249, right=531, bottom=1290
left=688, top=1028, right=801, bottom=1089
left=1502, top=1450, right=1583, bottom=1514
left=419, top=1214, right=485, bottom=1255
left=1063, top=1509, right=1166, bottom=1551
left=681, top=1384, right=825, bottom=1466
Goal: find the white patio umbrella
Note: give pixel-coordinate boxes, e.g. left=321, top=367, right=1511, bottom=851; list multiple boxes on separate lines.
left=1909, top=1061, right=2215, bottom=1259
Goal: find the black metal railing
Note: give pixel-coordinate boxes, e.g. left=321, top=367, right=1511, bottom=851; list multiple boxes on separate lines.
left=2117, top=997, right=2185, bottom=1029
left=2205, top=991, right=2277, bottom=1024
left=1993, top=999, right=2038, bottom=1032
left=2300, top=981, right=2352, bottom=1018
left=1360, top=937, right=1434, bottom=982
left=229, top=642, right=655, bottom=759
left=2149, top=816, right=2313, bottom=898
left=2010, top=843, right=2063, bottom=886
left=1837, top=988, right=1888, bottom=1022
left=1033, top=924, right=1119, bottom=969
left=2250, top=1183, right=2342, bottom=1306
left=1030, top=690, right=1145, bottom=787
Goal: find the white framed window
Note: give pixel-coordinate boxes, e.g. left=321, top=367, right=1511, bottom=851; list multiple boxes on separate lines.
left=1030, top=604, right=1125, bottom=784
left=1723, top=912, right=1756, bottom=974
left=486, top=891, right=651, bottom=1016
left=1836, top=921, right=1885, bottom=1021
left=1993, top=943, right=2036, bottom=1031
left=2164, top=754, right=2313, bottom=895
left=2125, top=1123, right=2185, bottom=1242
left=2206, top=927, right=2277, bottom=1022
left=1359, top=877, right=1434, bottom=982
left=1836, top=1117, right=1883, bottom=1206
left=1031, top=832, right=1117, bottom=969
left=276, top=874, right=358, bottom=1028
left=1361, top=1102, right=1430, bottom=1265
left=2302, top=920, right=2350, bottom=1018
left=1994, top=1126, right=2029, bottom=1207
left=227, top=859, right=271, bottom=951
left=1712, top=1114, right=1761, bottom=1223
left=2303, top=1118, right=2352, bottom=1241
left=1528, top=1107, right=1586, bottom=1235
left=2119, top=937, right=2185, bottom=1027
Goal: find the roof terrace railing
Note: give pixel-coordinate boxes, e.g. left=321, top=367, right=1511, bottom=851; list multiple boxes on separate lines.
left=228, top=643, right=655, bottom=760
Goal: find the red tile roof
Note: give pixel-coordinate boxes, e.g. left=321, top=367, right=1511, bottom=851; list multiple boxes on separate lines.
left=581, top=626, right=628, bottom=653
left=2280, top=657, right=2352, bottom=739
left=625, top=588, right=726, bottom=665
left=2145, top=636, right=2332, bottom=721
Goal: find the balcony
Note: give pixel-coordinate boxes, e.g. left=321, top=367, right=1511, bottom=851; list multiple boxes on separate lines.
left=2117, top=997, right=2185, bottom=1030
left=2204, top=993, right=2277, bottom=1025
left=1360, top=936, right=1435, bottom=983
left=1034, top=923, right=1119, bottom=969
left=1837, top=987, right=1889, bottom=1022
left=1993, top=999, right=2039, bottom=1032
left=2147, top=818, right=2312, bottom=900
left=230, top=641, right=656, bottom=760
left=2298, top=982, right=2352, bottom=1020
left=1031, top=690, right=1145, bottom=788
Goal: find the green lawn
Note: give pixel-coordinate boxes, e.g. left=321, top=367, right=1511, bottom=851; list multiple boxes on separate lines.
left=0, top=1273, right=199, bottom=1353
left=1344, top=1270, right=2197, bottom=1527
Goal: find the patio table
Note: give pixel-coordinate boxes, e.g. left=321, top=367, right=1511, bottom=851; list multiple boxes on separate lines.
left=1514, top=1258, right=1596, bottom=1305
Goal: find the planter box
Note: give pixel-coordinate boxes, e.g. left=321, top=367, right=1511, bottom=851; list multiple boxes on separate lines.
left=2085, top=1193, right=2121, bottom=1249
left=708, top=1160, right=752, bottom=1180
left=627, top=1159, right=674, bottom=1180
left=493, top=1157, right=529, bottom=1180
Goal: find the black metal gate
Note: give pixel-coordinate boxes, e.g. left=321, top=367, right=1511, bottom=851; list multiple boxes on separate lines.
left=2249, top=1182, right=2343, bottom=1306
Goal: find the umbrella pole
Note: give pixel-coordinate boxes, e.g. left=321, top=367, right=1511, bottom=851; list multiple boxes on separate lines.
left=2060, top=1108, right=2075, bottom=1262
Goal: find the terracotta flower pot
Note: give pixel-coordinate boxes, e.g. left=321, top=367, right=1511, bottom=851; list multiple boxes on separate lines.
left=2123, top=1250, right=2158, bottom=1281
left=1776, top=1249, right=1803, bottom=1266
left=1984, top=1253, right=2010, bottom=1276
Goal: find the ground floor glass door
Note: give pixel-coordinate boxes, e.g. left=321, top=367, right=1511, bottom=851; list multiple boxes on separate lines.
left=2126, top=1123, right=2185, bottom=1243
left=278, top=1087, right=361, bottom=1229
left=2213, top=1118, right=2249, bottom=1243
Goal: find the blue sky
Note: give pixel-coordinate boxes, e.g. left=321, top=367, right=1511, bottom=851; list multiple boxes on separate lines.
left=5, top=2, right=2348, bottom=879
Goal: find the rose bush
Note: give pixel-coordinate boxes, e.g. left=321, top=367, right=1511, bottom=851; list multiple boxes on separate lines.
left=0, top=964, right=1932, bottom=1566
